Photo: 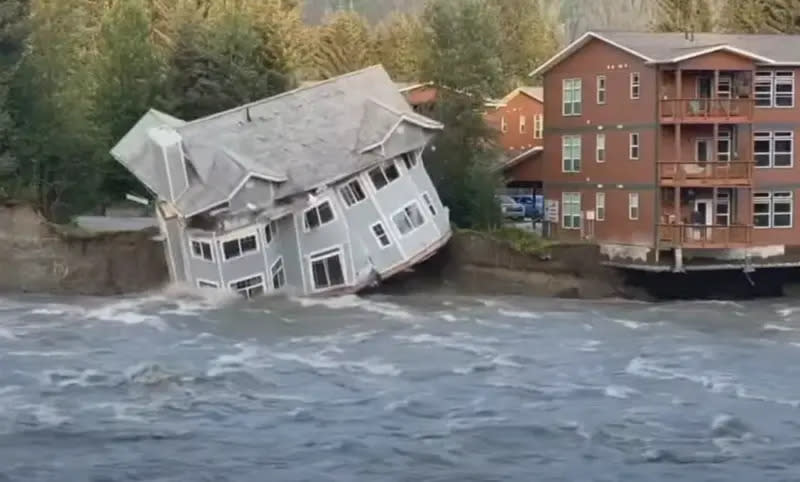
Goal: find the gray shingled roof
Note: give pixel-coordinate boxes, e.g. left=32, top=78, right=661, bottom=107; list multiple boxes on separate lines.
left=533, top=31, right=800, bottom=75
left=111, top=65, right=443, bottom=217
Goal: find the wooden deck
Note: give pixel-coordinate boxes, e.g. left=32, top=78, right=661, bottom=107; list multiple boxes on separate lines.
left=658, top=224, right=752, bottom=249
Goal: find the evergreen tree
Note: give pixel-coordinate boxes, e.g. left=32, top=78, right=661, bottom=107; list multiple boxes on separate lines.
left=0, top=0, right=28, bottom=191
left=311, top=10, right=375, bottom=79
left=373, top=12, right=423, bottom=82
left=652, top=0, right=713, bottom=33
left=719, top=0, right=771, bottom=33
left=765, top=0, right=800, bottom=33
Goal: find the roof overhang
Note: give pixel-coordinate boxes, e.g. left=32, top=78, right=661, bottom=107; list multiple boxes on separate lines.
left=530, top=31, right=653, bottom=77
left=652, top=44, right=777, bottom=65
left=495, top=146, right=543, bottom=172
left=500, top=88, right=543, bottom=104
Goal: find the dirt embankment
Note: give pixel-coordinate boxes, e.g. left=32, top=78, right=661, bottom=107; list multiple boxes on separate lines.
left=0, top=202, right=168, bottom=296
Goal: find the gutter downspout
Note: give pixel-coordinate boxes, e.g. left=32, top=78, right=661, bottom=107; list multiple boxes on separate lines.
left=653, top=64, right=661, bottom=265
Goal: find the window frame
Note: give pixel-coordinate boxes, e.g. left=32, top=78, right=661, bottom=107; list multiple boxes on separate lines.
left=391, top=201, right=427, bottom=237
left=519, top=115, right=527, bottom=134
left=774, top=71, right=795, bottom=108
left=303, top=199, right=337, bottom=232
left=755, top=71, right=774, bottom=108
left=754, top=191, right=794, bottom=229
left=221, top=232, right=259, bottom=261
left=370, top=222, right=392, bottom=248
left=595, top=192, right=605, bottom=221
left=630, top=72, right=641, bottom=100
left=596, top=133, right=606, bottom=163
left=368, top=159, right=401, bottom=191
left=197, top=279, right=219, bottom=289
left=562, top=78, right=582, bottom=116
left=533, top=114, right=544, bottom=139
left=422, top=192, right=437, bottom=217
left=753, top=131, right=794, bottom=169
left=501, top=116, right=508, bottom=133
left=401, top=151, right=419, bottom=170
left=308, top=246, right=347, bottom=292
left=629, top=132, right=640, bottom=160
left=562, top=135, right=581, bottom=173
left=264, top=221, right=278, bottom=246
left=628, top=192, right=640, bottom=220
left=190, top=238, right=214, bottom=262
left=755, top=71, right=795, bottom=108
left=562, top=192, right=581, bottom=229
left=228, top=274, right=266, bottom=299
left=271, top=257, right=286, bottom=290
left=340, top=178, right=367, bottom=208
left=596, top=75, right=606, bottom=105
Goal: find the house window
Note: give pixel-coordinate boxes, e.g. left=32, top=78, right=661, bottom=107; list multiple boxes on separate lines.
left=562, top=78, right=582, bottom=116
left=596, top=75, right=606, bottom=104
left=310, top=248, right=346, bottom=290
left=628, top=193, right=639, bottom=220
left=501, top=116, right=508, bottom=132
left=191, top=239, right=213, bottom=261
left=630, top=72, right=640, bottom=99
left=717, top=77, right=732, bottom=98
left=198, top=280, right=219, bottom=288
left=222, top=233, right=258, bottom=261
left=229, top=275, right=265, bottom=298
left=304, top=200, right=335, bottom=230
left=755, top=71, right=795, bottom=107
left=533, top=114, right=543, bottom=139
left=629, top=132, right=640, bottom=160
left=596, top=192, right=605, bottom=221
left=264, top=221, right=277, bottom=245
left=754, top=131, right=793, bottom=168
left=392, top=202, right=426, bottom=236
left=371, top=222, right=391, bottom=247
left=596, top=133, right=606, bottom=163
left=422, top=192, right=437, bottom=216
left=519, top=115, right=527, bottom=133
left=340, top=179, right=367, bottom=207
left=562, top=135, right=581, bottom=172
left=369, top=160, right=401, bottom=190
left=754, top=191, right=793, bottom=228
left=401, top=152, right=418, bottom=170
left=271, top=257, right=286, bottom=290
left=562, top=192, right=581, bottom=229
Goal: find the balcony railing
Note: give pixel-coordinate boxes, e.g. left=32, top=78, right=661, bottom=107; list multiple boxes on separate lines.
left=658, top=224, right=752, bottom=248
left=660, top=98, right=754, bottom=121
left=658, top=161, right=753, bottom=186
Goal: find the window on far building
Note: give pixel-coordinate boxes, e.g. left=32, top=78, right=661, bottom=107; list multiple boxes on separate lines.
left=533, top=114, right=543, bottom=139
left=562, top=135, right=581, bottom=172
left=562, top=78, right=582, bottom=116
left=501, top=116, right=508, bottom=132
left=340, top=178, right=367, bottom=207
left=596, top=133, right=605, bottom=163
left=596, top=192, right=605, bottom=221
left=754, top=131, right=793, bottom=168
left=371, top=222, right=391, bottom=247
left=369, top=160, right=401, bottom=190
left=629, top=132, right=640, bottom=160
left=304, top=200, right=335, bottom=230
left=562, top=192, right=581, bottom=229
left=754, top=191, right=793, bottom=228
left=628, top=193, right=639, bottom=220
left=755, top=71, right=795, bottom=108
left=191, top=240, right=213, bottom=261
left=519, top=115, right=527, bottom=133
left=775, top=72, right=795, bottom=107
left=630, top=72, right=640, bottom=99
left=596, top=75, right=606, bottom=104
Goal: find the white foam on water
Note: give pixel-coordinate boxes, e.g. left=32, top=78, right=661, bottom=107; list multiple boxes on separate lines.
left=763, top=323, right=797, bottom=332
left=85, top=300, right=167, bottom=331
left=25, top=404, right=71, bottom=426
left=207, top=344, right=271, bottom=377
left=10, top=350, right=80, bottom=358
left=578, top=340, right=602, bottom=352
left=292, top=295, right=413, bottom=320
left=394, top=333, right=495, bottom=356
left=89, top=402, right=147, bottom=423
left=609, top=318, right=644, bottom=330
left=498, top=309, right=540, bottom=319
left=0, top=327, right=16, bottom=340
left=270, top=350, right=401, bottom=376
left=777, top=307, right=800, bottom=318
left=439, top=313, right=460, bottom=322
left=0, top=386, right=20, bottom=396
left=604, top=385, right=639, bottom=399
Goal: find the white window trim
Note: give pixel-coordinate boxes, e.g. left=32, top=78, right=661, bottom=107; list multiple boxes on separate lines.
left=595, top=192, right=605, bottom=221
left=421, top=191, right=437, bottom=217
left=302, top=198, right=337, bottom=232
left=562, top=135, right=581, bottom=173
left=755, top=71, right=796, bottom=109
left=501, top=116, right=508, bottom=133
left=219, top=230, right=260, bottom=262
left=562, top=192, right=581, bottom=230
left=189, top=237, right=214, bottom=262
left=519, top=115, right=527, bottom=134
left=339, top=178, right=367, bottom=208
left=754, top=191, right=794, bottom=229
left=754, top=131, right=794, bottom=169
left=271, top=257, right=286, bottom=290
left=629, top=132, right=640, bottom=160
left=307, top=245, right=347, bottom=292
left=391, top=201, right=427, bottom=238
left=774, top=71, right=795, bottom=109
left=370, top=221, right=392, bottom=249
left=197, top=279, right=219, bottom=288
left=630, top=72, right=640, bottom=100
left=533, top=114, right=544, bottom=139
left=562, top=78, right=582, bottom=116
left=368, top=159, right=402, bottom=191
left=628, top=192, right=640, bottom=220
left=596, top=75, right=606, bottom=105
left=596, top=133, right=605, bottom=163
left=228, top=273, right=266, bottom=297
left=264, top=220, right=278, bottom=246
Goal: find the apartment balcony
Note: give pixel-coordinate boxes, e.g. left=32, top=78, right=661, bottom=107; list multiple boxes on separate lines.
left=658, top=224, right=752, bottom=249
left=659, top=98, right=753, bottom=124
left=658, top=161, right=753, bottom=187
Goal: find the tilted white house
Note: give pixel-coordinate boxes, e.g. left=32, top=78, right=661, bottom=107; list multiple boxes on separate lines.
left=110, top=66, right=452, bottom=297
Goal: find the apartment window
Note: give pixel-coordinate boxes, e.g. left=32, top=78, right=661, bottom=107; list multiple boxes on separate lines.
left=754, top=131, right=793, bottom=168
left=264, top=221, right=277, bottom=245
left=229, top=275, right=265, bottom=298
left=369, top=160, right=401, bottom=190
left=754, top=191, right=793, bottom=228
left=562, top=78, right=582, bottom=116
left=310, top=248, right=346, bottom=290
left=401, top=151, right=418, bottom=170
left=501, top=116, right=508, bottom=132
left=533, top=114, right=543, bottom=139
left=392, top=202, right=426, bottom=236
left=271, top=257, right=286, bottom=290
left=717, top=77, right=732, bottom=98
left=596, top=133, right=606, bottom=163
left=629, top=132, right=640, bottom=160
left=371, top=222, right=391, bottom=248
left=190, top=240, right=213, bottom=261
left=562, top=192, right=581, bottom=229
left=755, top=71, right=795, bottom=107
left=628, top=193, right=640, bottom=220
left=198, top=280, right=218, bottom=288
left=562, top=135, right=581, bottom=172
left=304, top=200, right=335, bottom=230
left=630, top=72, right=640, bottom=99
left=595, top=192, right=605, bottom=221
left=596, top=75, right=606, bottom=104
left=340, top=179, right=367, bottom=207
left=519, top=115, right=527, bottom=134
left=422, top=192, right=437, bottom=216
left=222, top=233, right=258, bottom=261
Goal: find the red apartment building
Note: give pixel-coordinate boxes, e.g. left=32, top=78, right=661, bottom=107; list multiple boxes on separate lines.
left=486, top=87, right=545, bottom=186
left=533, top=31, right=800, bottom=271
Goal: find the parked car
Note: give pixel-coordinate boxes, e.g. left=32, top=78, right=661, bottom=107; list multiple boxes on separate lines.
left=512, top=195, right=542, bottom=220
left=496, top=195, right=525, bottom=220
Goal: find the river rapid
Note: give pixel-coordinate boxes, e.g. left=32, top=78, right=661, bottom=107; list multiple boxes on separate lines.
left=2, top=288, right=800, bottom=481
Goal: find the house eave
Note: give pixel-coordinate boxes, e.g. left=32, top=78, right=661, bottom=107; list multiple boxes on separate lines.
left=529, top=31, right=654, bottom=77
